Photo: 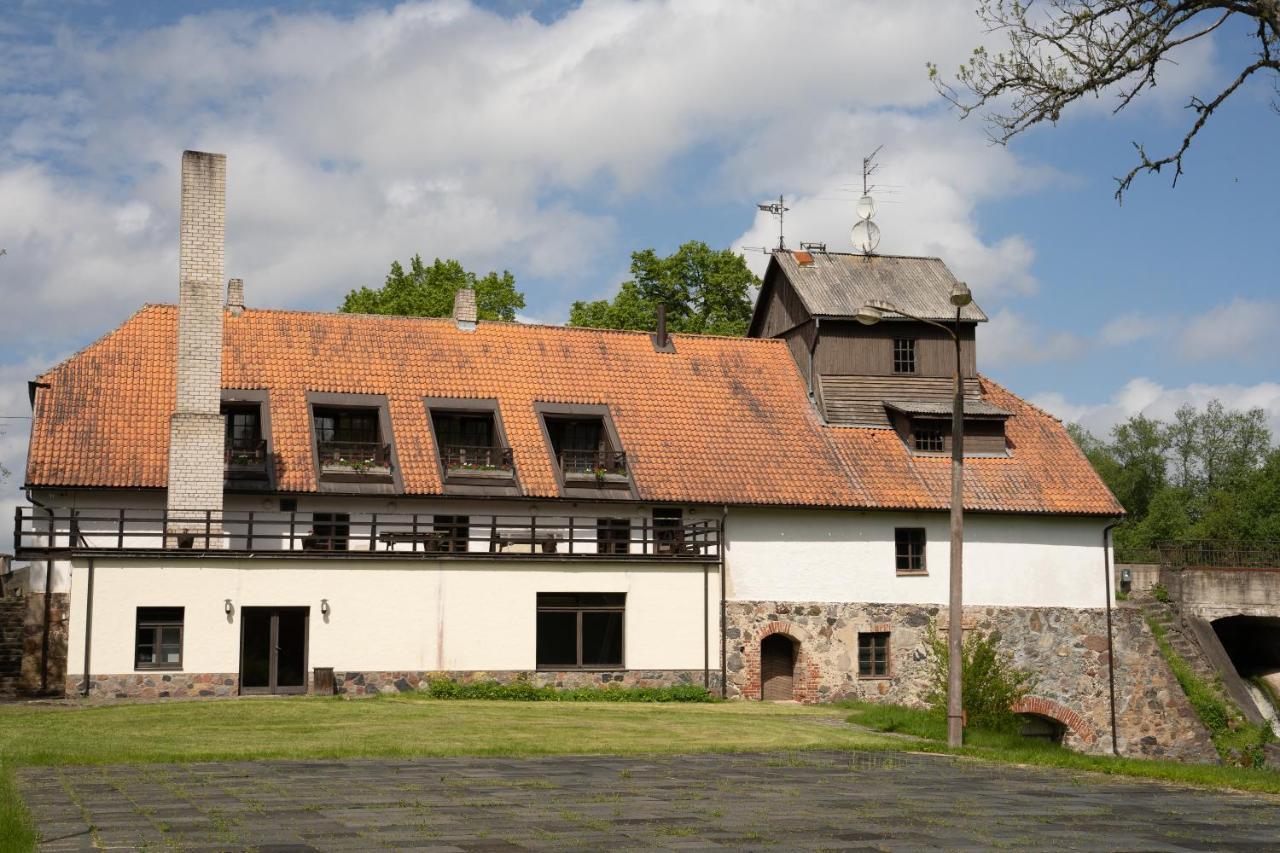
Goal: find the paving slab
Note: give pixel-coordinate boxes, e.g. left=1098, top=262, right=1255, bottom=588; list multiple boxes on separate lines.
left=15, top=751, right=1280, bottom=850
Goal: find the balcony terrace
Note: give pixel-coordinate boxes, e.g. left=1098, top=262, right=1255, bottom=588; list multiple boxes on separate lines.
left=15, top=507, right=721, bottom=562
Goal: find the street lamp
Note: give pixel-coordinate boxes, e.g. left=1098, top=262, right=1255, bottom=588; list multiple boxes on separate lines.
left=856, top=280, right=972, bottom=748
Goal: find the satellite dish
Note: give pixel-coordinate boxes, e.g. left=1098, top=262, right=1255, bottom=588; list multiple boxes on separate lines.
left=856, top=194, right=877, bottom=221
left=851, top=219, right=880, bottom=254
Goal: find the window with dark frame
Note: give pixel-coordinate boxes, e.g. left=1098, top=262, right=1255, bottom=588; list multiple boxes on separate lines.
left=305, top=512, right=350, bottom=551
left=223, top=405, right=261, bottom=448
left=895, top=528, right=927, bottom=574
left=858, top=631, right=890, bottom=677
left=913, top=425, right=945, bottom=452
left=653, top=508, right=685, bottom=556
left=433, top=515, right=470, bottom=553
left=135, top=607, right=184, bottom=670
left=596, top=518, right=631, bottom=555
left=893, top=338, right=916, bottom=374
left=536, top=593, right=625, bottom=669
left=431, top=412, right=495, bottom=449
left=313, top=408, right=378, bottom=443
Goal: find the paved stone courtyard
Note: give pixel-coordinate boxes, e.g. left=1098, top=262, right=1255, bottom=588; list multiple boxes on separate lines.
left=19, top=751, right=1280, bottom=851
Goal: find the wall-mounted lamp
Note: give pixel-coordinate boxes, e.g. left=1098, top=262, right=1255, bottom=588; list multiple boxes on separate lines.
left=320, top=598, right=330, bottom=617
left=224, top=599, right=233, bottom=616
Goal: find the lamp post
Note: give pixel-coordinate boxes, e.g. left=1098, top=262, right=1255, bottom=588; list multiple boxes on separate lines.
left=854, top=280, right=972, bottom=748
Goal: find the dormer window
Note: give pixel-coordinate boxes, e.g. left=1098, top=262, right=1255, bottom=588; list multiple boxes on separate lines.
left=431, top=411, right=513, bottom=478
left=893, top=338, right=916, bottom=374
left=221, top=392, right=271, bottom=487
left=309, top=397, right=395, bottom=487
left=912, top=425, right=944, bottom=453
left=536, top=403, right=633, bottom=496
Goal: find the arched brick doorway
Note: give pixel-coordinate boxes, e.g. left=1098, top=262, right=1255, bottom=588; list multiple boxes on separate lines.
left=760, top=634, right=797, bottom=701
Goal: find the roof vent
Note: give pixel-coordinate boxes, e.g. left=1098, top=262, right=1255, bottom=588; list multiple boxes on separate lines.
left=452, top=287, right=477, bottom=331
left=226, top=278, right=245, bottom=316
left=652, top=303, right=675, bottom=353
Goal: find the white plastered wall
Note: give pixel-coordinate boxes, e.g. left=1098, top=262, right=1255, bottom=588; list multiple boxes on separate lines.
left=66, top=558, right=720, bottom=676
left=724, top=508, right=1110, bottom=609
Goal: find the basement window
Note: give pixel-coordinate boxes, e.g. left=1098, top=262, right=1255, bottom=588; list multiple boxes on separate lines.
left=135, top=607, right=184, bottom=671
left=858, top=631, right=890, bottom=678
left=893, top=339, right=916, bottom=374
left=895, top=528, right=927, bottom=574
left=536, top=593, right=625, bottom=669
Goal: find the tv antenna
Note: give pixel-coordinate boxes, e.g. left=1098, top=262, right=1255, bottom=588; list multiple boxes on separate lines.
left=756, top=194, right=789, bottom=251
left=851, top=146, right=883, bottom=254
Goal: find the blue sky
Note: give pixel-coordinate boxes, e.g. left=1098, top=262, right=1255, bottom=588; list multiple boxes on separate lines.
left=1, top=0, right=1277, bottom=513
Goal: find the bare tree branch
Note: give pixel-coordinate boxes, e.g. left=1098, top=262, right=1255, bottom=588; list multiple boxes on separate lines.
left=929, top=1, right=1280, bottom=201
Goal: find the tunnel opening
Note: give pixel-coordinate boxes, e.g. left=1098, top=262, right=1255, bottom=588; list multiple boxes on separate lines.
left=1016, top=713, right=1066, bottom=745
left=1212, top=615, right=1280, bottom=719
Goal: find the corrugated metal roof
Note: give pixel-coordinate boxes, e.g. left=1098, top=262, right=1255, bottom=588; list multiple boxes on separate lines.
left=773, top=251, right=988, bottom=322
left=884, top=399, right=1011, bottom=418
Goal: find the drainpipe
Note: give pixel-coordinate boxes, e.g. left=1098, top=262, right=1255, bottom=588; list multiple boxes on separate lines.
left=82, top=557, right=95, bottom=698
left=719, top=506, right=728, bottom=699
left=1103, top=519, right=1123, bottom=756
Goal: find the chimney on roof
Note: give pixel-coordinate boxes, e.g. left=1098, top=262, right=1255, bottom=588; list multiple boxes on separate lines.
left=452, top=287, right=477, bottom=331
left=166, top=151, right=227, bottom=542
left=652, top=303, right=675, bottom=353
left=226, top=278, right=245, bottom=316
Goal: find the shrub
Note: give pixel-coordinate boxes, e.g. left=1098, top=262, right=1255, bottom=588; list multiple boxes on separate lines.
left=420, top=677, right=715, bottom=703
left=925, top=625, right=1034, bottom=732
left=1152, top=583, right=1171, bottom=603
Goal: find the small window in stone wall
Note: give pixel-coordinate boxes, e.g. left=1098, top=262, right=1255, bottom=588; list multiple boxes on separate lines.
left=858, top=631, right=890, bottom=678
left=136, top=607, right=184, bottom=670
left=895, top=528, right=927, bottom=574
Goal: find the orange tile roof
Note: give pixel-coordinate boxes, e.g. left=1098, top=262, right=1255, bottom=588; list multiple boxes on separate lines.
left=26, top=305, right=1122, bottom=515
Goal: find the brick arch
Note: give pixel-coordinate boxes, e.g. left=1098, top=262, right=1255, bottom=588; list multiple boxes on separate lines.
left=742, top=620, right=821, bottom=703
left=1012, top=696, right=1096, bottom=744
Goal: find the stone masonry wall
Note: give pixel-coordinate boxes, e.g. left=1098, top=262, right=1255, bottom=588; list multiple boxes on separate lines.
left=62, top=669, right=718, bottom=699
left=20, top=592, right=68, bottom=694
left=726, top=601, right=1216, bottom=762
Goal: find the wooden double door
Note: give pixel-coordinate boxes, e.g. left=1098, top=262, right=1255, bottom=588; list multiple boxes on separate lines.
left=240, top=607, right=309, bottom=694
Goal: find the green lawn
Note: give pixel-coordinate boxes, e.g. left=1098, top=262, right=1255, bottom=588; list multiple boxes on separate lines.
left=0, top=695, right=897, bottom=766
left=841, top=701, right=1280, bottom=796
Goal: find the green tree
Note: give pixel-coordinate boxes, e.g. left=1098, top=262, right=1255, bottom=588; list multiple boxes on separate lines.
left=569, top=241, right=758, bottom=336
left=341, top=255, right=525, bottom=321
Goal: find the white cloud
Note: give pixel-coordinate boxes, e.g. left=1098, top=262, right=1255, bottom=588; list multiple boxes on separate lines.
left=1097, top=312, right=1172, bottom=347
left=1180, top=297, right=1280, bottom=362
left=982, top=308, right=1086, bottom=367
left=1033, top=378, right=1280, bottom=439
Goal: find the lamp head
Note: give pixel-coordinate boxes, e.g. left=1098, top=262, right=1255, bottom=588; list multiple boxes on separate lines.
left=853, top=303, right=885, bottom=326
left=950, top=281, right=973, bottom=308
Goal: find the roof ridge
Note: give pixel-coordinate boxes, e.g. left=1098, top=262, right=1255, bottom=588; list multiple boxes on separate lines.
left=233, top=306, right=782, bottom=344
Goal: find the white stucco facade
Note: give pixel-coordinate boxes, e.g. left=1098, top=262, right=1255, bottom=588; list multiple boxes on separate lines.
left=66, top=558, right=720, bottom=676
left=724, top=508, right=1111, bottom=609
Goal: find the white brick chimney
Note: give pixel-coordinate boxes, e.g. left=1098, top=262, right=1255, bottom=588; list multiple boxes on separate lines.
left=452, top=287, right=477, bottom=331
left=226, top=278, right=245, bottom=316
left=166, top=151, right=227, bottom=542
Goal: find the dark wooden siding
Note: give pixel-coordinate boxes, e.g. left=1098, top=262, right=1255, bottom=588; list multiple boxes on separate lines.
left=813, top=320, right=977, bottom=378
left=892, top=414, right=1009, bottom=455
left=755, top=273, right=813, bottom=339
left=820, top=375, right=983, bottom=427
left=780, top=323, right=817, bottom=391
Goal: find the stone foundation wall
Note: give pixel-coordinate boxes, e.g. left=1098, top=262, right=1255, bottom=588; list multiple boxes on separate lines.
left=21, top=592, right=69, bottom=694
left=336, top=669, right=720, bottom=695
left=726, top=600, right=1216, bottom=762
left=61, top=669, right=719, bottom=699
left=68, top=672, right=240, bottom=699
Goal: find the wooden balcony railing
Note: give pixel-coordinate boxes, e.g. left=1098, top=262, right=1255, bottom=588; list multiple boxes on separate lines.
left=316, top=441, right=392, bottom=470
left=558, top=449, right=627, bottom=478
left=440, top=445, right=514, bottom=473
left=224, top=439, right=267, bottom=468
left=14, top=507, right=721, bottom=561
